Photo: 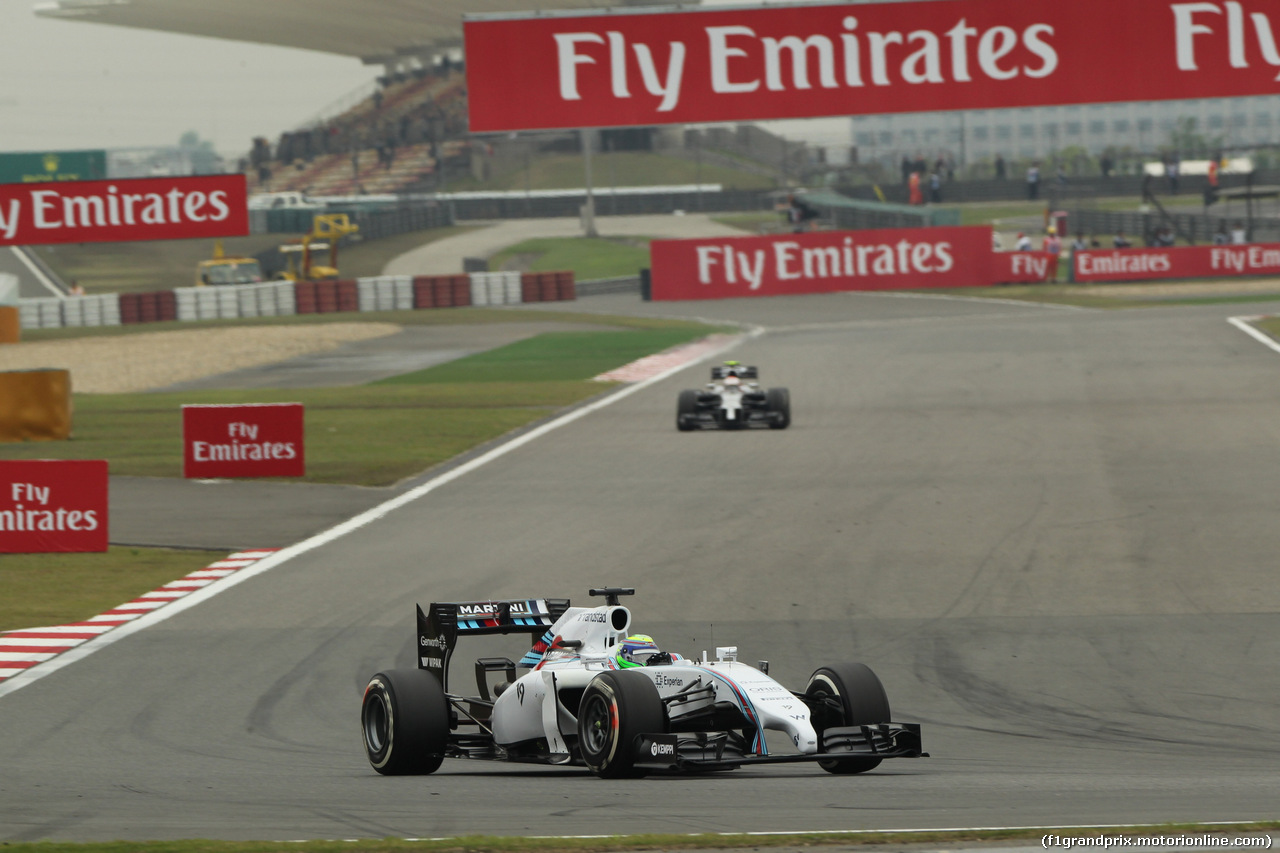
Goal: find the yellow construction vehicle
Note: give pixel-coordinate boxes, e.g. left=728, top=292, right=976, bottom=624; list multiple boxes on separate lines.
left=196, top=242, right=265, bottom=286
left=275, top=213, right=360, bottom=281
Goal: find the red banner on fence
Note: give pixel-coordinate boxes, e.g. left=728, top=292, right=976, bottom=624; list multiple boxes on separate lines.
left=1073, top=243, right=1280, bottom=283
left=649, top=226, right=993, bottom=300
left=0, top=460, right=108, bottom=553
left=0, top=174, right=248, bottom=247
left=465, top=0, right=1280, bottom=132
left=993, top=251, right=1059, bottom=284
left=183, top=403, right=305, bottom=479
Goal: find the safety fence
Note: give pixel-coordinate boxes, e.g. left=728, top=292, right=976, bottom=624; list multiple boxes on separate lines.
left=15, top=270, right=575, bottom=330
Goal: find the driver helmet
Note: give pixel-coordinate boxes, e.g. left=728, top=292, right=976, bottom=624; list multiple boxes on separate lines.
left=616, top=634, right=661, bottom=668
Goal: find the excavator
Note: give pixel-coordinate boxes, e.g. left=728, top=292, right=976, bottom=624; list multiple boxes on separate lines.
left=275, top=213, right=360, bottom=281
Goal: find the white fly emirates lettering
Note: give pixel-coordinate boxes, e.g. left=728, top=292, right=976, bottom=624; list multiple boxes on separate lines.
left=1078, top=252, right=1173, bottom=276
left=191, top=421, right=298, bottom=464
left=1211, top=245, right=1280, bottom=272
left=554, top=15, right=1058, bottom=112
left=0, top=482, right=99, bottom=533
left=695, top=236, right=955, bottom=290
left=0, top=185, right=231, bottom=242
left=1173, top=2, right=1280, bottom=79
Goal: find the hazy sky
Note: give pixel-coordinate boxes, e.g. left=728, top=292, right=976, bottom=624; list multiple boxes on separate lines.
left=0, top=3, right=376, bottom=158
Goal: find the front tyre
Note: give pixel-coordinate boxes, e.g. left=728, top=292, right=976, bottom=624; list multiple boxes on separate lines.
left=361, top=669, right=450, bottom=775
left=578, top=670, right=665, bottom=778
left=766, top=387, right=791, bottom=429
left=676, top=390, right=699, bottom=431
left=806, top=663, right=890, bottom=774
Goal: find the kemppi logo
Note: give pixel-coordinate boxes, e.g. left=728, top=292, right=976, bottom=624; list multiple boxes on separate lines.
left=650, top=740, right=675, bottom=757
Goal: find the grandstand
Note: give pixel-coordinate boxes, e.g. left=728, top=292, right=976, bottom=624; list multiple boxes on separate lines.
left=246, top=69, right=470, bottom=197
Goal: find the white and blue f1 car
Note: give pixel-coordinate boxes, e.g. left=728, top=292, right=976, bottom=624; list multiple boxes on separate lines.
left=360, top=588, right=925, bottom=778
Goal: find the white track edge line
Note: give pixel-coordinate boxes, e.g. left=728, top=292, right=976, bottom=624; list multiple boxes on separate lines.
left=0, top=329, right=758, bottom=700
left=1227, top=315, right=1280, bottom=354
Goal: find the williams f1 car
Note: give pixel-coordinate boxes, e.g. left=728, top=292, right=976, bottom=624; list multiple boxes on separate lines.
left=361, top=587, right=925, bottom=778
left=677, top=362, right=790, bottom=431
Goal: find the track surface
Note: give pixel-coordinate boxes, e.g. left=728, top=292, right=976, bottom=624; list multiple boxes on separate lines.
left=3, top=290, right=1280, bottom=841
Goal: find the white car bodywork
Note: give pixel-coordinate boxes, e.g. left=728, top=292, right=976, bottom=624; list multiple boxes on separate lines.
left=489, top=604, right=817, bottom=759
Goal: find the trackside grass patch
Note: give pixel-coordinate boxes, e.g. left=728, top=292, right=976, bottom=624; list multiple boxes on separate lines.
left=488, top=236, right=652, bottom=281
left=0, top=547, right=226, bottom=632
left=0, top=823, right=1276, bottom=853
left=375, top=329, right=717, bottom=385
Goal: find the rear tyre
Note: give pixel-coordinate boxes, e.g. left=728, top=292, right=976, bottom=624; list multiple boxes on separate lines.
left=676, top=390, right=699, bottom=431
left=362, top=669, right=450, bottom=775
left=578, top=670, right=665, bottom=778
left=806, top=663, right=890, bottom=774
left=766, top=387, right=791, bottom=429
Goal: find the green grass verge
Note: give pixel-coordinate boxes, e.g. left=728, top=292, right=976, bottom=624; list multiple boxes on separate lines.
left=378, top=329, right=715, bottom=385
left=3, top=317, right=724, bottom=486
left=488, top=236, right=651, bottom=280
left=0, top=823, right=1276, bottom=853
left=0, top=546, right=226, bottom=632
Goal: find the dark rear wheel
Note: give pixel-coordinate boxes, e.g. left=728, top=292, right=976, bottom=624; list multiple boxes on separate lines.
left=578, top=670, right=665, bottom=778
left=362, top=669, right=450, bottom=775
left=806, top=663, right=890, bottom=774
left=766, top=387, right=791, bottom=429
left=676, top=390, right=698, bottom=431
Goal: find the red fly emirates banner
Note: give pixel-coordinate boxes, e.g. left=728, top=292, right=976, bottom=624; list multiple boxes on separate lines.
left=0, top=460, right=108, bottom=553
left=183, top=403, right=305, bottom=479
left=650, top=226, right=993, bottom=300
left=1074, top=243, right=1280, bottom=282
left=465, top=0, right=1280, bottom=131
left=0, top=173, right=248, bottom=247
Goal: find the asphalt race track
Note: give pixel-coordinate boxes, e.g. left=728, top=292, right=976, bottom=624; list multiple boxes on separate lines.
left=3, top=289, right=1280, bottom=842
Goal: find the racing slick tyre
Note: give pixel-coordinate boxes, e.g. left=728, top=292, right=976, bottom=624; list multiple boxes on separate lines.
left=677, top=390, right=699, bottom=431
left=766, top=387, right=791, bottom=429
left=362, top=669, right=450, bottom=775
left=578, top=670, right=666, bottom=778
left=806, top=663, right=890, bottom=774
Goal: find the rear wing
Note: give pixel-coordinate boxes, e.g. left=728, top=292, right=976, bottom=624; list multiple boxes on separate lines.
left=711, top=365, right=758, bottom=380
left=417, top=598, right=570, bottom=690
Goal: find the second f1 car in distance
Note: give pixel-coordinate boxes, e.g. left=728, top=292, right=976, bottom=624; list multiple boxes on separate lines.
left=360, top=587, right=925, bottom=778
left=677, top=362, right=790, bottom=431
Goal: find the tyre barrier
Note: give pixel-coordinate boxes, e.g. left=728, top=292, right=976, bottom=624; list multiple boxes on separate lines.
left=15, top=270, right=576, bottom=330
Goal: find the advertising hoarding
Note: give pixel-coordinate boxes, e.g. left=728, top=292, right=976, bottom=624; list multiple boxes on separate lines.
left=0, top=460, right=109, bottom=553
left=183, top=403, right=305, bottom=479
left=649, top=226, right=994, bottom=300
left=465, top=0, right=1280, bottom=132
left=0, top=173, right=249, bottom=248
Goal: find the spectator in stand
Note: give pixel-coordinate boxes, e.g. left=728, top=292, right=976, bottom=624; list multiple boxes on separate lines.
left=1071, top=234, right=1088, bottom=252
left=1152, top=226, right=1175, bottom=247
left=902, top=156, right=913, bottom=184
left=1230, top=221, right=1248, bottom=244
left=1100, top=154, right=1114, bottom=178
left=1016, top=232, right=1033, bottom=251
left=1027, top=163, right=1041, bottom=200
left=1166, top=158, right=1180, bottom=194
left=1114, top=230, right=1132, bottom=249
left=908, top=172, right=924, bottom=205
left=994, top=153, right=1006, bottom=180
left=929, top=170, right=942, bottom=203
left=1213, top=223, right=1229, bottom=245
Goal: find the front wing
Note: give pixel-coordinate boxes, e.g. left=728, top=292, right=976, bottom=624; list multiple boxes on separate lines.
left=635, top=723, right=926, bottom=770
